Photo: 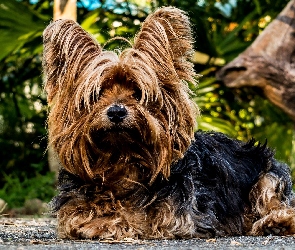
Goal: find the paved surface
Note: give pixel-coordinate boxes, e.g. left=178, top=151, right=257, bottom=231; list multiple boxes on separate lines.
left=1, top=218, right=295, bottom=249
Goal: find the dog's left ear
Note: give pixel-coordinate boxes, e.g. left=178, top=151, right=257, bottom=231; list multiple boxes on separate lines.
left=43, top=19, right=102, bottom=103
left=133, top=7, right=195, bottom=84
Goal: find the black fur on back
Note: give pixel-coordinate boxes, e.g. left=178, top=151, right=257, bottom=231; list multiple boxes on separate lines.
left=164, top=131, right=272, bottom=236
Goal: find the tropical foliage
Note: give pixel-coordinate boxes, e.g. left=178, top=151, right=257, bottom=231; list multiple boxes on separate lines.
left=0, top=0, right=293, bottom=209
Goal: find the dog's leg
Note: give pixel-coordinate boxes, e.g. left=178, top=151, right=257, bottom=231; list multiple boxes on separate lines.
left=56, top=198, right=147, bottom=240
left=249, top=172, right=295, bottom=235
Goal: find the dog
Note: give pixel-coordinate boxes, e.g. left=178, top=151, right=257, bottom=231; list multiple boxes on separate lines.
left=43, top=7, right=295, bottom=239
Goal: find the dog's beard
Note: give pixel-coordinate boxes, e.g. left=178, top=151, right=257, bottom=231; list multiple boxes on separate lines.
left=89, top=126, right=155, bottom=186
left=90, top=126, right=154, bottom=169
left=88, top=111, right=169, bottom=183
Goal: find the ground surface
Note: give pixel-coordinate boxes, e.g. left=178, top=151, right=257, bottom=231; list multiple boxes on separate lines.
left=1, top=218, right=295, bottom=249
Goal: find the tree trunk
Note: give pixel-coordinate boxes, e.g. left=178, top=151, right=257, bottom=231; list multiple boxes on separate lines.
left=54, top=0, right=77, bottom=21
left=48, top=0, right=77, bottom=177
left=217, top=0, right=295, bottom=121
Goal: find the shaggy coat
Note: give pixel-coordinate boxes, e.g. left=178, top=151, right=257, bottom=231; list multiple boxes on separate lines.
left=43, top=7, right=295, bottom=239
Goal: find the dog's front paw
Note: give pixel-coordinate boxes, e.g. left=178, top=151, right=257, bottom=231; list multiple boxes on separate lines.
left=251, top=208, right=295, bottom=236
left=76, top=218, right=140, bottom=240
left=77, top=219, right=110, bottom=239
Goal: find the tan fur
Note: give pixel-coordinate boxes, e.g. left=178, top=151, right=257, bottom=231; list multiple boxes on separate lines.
left=248, top=173, right=295, bottom=235
left=57, top=194, right=199, bottom=239
left=57, top=194, right=147, bottom=239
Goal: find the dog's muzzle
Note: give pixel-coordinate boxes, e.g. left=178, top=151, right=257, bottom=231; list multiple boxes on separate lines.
left=107, top=104, right=128, bottom=123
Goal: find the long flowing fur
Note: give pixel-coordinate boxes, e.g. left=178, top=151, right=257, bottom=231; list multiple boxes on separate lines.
left=43, top=7, right=198, bottom=182
left=43, top=7, right=295, bottom=240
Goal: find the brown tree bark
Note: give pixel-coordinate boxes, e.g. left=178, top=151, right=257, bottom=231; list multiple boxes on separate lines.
left=54, top=0, right=77, bottom=21
left=217, top=0, right=295, bottom=121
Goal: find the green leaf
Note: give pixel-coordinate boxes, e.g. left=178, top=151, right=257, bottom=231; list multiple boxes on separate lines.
left=253, top=0, right=262, bottom=15
left=217, top=10, right=257, bottom=56
left=197, top=115, right=236, bottom=137
left=0, top=0, right=47, bottom=60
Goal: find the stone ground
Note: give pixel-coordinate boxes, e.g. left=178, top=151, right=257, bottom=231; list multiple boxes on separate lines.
left=1, top=218, right=295, bottom=249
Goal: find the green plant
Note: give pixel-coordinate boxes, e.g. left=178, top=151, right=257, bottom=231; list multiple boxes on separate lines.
left=0, top=172, right=56, bottom=209
left=194, top=70, right=293, bottom=165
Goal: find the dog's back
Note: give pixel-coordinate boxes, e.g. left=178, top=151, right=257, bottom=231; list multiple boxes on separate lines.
left=167, top=131, right=294, bottom=237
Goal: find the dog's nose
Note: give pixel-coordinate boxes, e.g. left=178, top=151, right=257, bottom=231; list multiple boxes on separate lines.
left=107, top=104, right=128, bottom=123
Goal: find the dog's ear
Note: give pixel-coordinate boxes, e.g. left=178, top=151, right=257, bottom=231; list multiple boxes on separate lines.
left=43, top=19, right=102, bottom=103
left=133, top=7, right=195, bottom=84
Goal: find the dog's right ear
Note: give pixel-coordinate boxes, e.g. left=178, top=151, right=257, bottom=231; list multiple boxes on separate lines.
left=133, top=7, right=196, bottom=85
left=43, top=19, right=102, bottom=103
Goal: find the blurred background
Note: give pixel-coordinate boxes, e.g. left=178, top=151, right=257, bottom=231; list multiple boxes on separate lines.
left=0, top=0, right=294, bottom=215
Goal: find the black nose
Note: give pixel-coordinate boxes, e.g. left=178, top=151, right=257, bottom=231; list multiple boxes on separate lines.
left=107, top=104, right=128, bottom=123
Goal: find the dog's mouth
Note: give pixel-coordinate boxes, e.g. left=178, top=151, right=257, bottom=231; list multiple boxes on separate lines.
left=89, top=126, right=153, bottom=172
left=90, top=126, right=143, bottom=147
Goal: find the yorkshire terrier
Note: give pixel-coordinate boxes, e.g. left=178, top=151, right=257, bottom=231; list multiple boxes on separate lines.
left=43, top=7, right=295, bottom=239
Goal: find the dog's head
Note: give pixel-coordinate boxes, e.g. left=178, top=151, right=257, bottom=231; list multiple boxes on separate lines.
left=43, top=7, right=198, bottom=184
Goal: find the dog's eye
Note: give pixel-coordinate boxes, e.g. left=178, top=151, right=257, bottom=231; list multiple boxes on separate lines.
left=132, top=88, right=142, bottom=101
left=90, top=92, right=100, bottom=104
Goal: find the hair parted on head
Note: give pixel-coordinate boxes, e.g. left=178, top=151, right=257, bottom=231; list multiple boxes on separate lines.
left=43, top=7, right=199, bottom=182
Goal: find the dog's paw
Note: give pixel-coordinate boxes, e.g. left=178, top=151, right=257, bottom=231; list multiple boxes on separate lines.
left=251, top=208, right=295, bottom=236
left=263, top=226, right=287, bottom=235
left=76, top=218, right=139, bottom=240
left=77, top=220, right=109, bottom=239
